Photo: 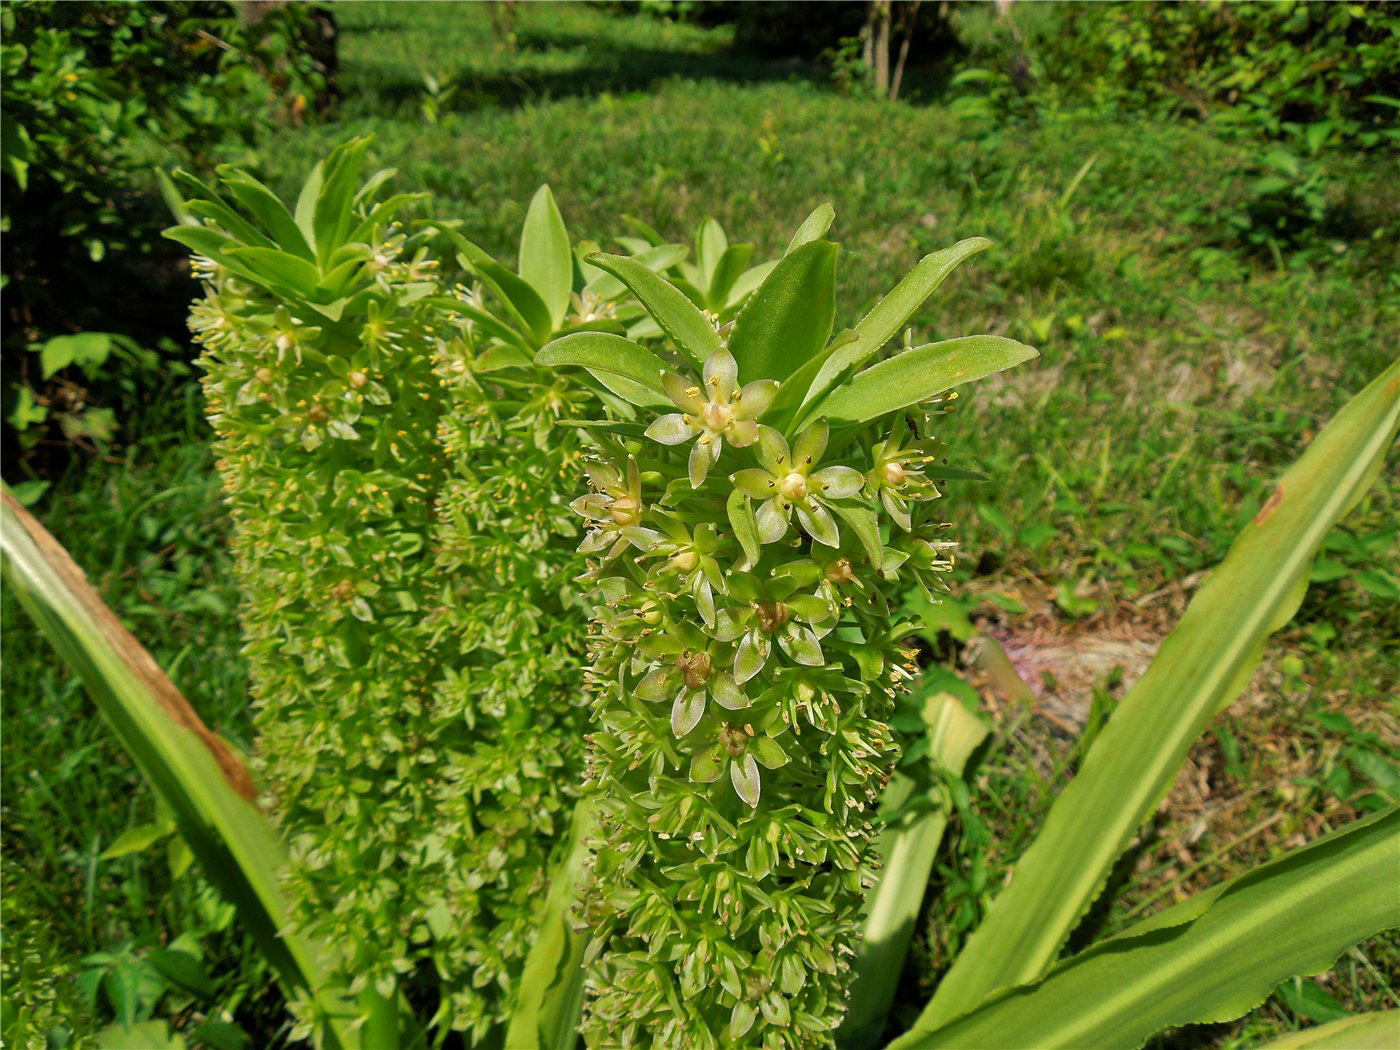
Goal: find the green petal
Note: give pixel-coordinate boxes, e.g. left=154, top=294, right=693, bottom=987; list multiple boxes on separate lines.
left=689, top=438, right=720, bottom=488
left=734, top=628, right=770, bottom=684
left=732, top=468, right=777, bottom=499
left=703, top=346, right=738, bottom=401
left=793, top=418, right=829, bottom=467
left=662, top=369, right=706, bottom=414
left=671, top=689, right=707, bottom=738
left=729, top=1001, right=758, bottom=1040
left=779, top=623, right=824, bottom=667
left=710, top=672, right=749, bottom=711
left=730, top=753, right=761, bottom=807
left=810, top=465, right=863, bottom=499
left=735, top=379, right=780, bottom=420
left=754, top=497, right=790, bottom=544
left=751, top=736, right=789, bottom=769
left=689, top=747, right=725, bottom=784
left=646, top=413, right=697, bottom=446
left=796, top=501, right=840, bottom=548
left=635, top=665, right=676, bottom=701
left=755, top=425, right=791, bottom=474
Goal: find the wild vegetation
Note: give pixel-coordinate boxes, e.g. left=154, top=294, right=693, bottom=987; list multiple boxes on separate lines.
left=3, top=4, right=1397, bottom=1049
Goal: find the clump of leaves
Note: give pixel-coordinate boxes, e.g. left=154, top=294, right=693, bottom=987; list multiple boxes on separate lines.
left=539, top=220, right=1035, bottom=1047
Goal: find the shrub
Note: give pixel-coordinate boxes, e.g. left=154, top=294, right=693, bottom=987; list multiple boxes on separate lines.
left=1, top=1, right=332, bottom=466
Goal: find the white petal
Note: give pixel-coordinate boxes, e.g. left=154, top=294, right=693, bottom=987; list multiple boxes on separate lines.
left=810, top=465, right=863, bottom=499
left=646, top=413, right=697, bottom=446
left=793, top=419, right=829, bottom=467
left=755, top=425, right=791, bottom=474
left=671, top=689, right=706, bottom=738
left=703, top=346, right=738, bottom=401
left=796, top=501, right=840, bottom=548
left=730, top=753, right=761, bottom=807
left=688, top=437, right=720, bottom=488
left=735, top=379, right=779, bottom=420
left=754, top=498, right=790, bottom=544
left=734, top=628, right=770, bottom=684
left=662, top=370, right=705, bottom=414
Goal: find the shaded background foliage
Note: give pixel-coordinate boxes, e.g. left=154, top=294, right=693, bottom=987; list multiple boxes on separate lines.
left=2, top=2, right=1396, bottom=1047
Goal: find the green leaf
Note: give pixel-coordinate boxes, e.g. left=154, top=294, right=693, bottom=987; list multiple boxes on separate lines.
left=785, top=203, right=835, bottom=255
left=100, top=822, right=169, bottom=860
left=585, top=243, right=688, bottom=300
left=889, top=808, right=1400, bottom=1050
left=40, top=332, right=113, bottom=380
left=189, top=1021, right=250, bottom=1050
left=709, top=243, right=754, bottom=308
left=1252, top=1012, right=1400, bottom=1049
left=520, top=185, right=573, bottom=331
left=812, top=238, right=993, bottom=395
left=224, top=247, right=322, bottom=299
left=727, top=240, right=838, bottom=384
left=312, top=137, right=373, bottom=265
left=820, top=336, right=1038, bottom=425
left=96, top=1021, right=187, bottom=1050
left=536, top=333, right=670, bottom=408
left=0, top=490, right=364, bottom=1050
left=504, top=801, right=597, bottom=1050
left=146, top=949, right=217, bottom=1001
left=841, top=691, right=988, bottom=1049
left=586, top=253, right=720, bottom=367
left=829, top=501, right=882, bottom=565
left=217, top=169, right=315, bottom=260
left=911, top=357, right=1400, bottom=1034
left=696, top=217, right=728, bottom=291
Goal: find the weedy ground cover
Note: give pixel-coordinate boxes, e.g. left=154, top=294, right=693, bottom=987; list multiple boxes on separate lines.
left=2, top=3, right=1396, bottom=1046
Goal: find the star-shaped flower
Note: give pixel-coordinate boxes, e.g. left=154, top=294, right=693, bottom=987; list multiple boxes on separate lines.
left=645, top=347, right=779, bottom=487
left=635, top=645, right=750, bottom=738
left=571, top=456, right=644, bottom=562
left=731, top=420, right=863, bottom=547
left=688, top=723, right=790, bottom=807
left=867, top=424, right=941, bottom=531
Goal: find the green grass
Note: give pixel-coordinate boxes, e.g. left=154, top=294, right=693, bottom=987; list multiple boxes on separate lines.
left=3, top=2, right=1396, bottom=1045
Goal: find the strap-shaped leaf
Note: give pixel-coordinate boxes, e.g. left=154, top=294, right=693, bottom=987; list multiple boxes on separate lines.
left=696, top=217, right=728, bottom=291
left=811, top=237, right=992, bottom=396
left=586, top=252, right=720, bottom=367
left=585, top=243, right=689, bottom=302
left=709, top=243, right=755, bottom=308
left=785, top=202, right=835, bottom=255
left=216, top=168, right=315, bottom=259
left=224, top=247, right=323, bottom=299
left=520, top=185, right=573, bottom=332
left=913, top=356, right=1400, bottom=1033
left=1254, top=1012, right=1400, bottom=1049
left=819, top=336, right=1038, bottom=424
left=727, top=240, right=838, bottom=383
left=536, top=332, right=670, bottom=408
left=839, top=691, right=988, bottom=1049
left=504, top=801, right=598, bottom=1050
left=0, top=489, right=363, bottom=1050
left=889, top=807, right=1400, bottom=1050
left=312, top=136, right=373, bottom=265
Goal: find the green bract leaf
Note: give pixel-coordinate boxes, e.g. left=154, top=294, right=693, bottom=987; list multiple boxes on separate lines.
left=812, top=237, right=993, bottom=395
left=217, top=168, right=315, bottom=259
left=1254, top=1012, right=1400, bottom=1049
left=785, top=203, right=835, bottom=255
left=727, top=240, right=838, bottom=384
left=519, top=185, right=572, bottom=331
left=224, top=247, right=323, bottom=299
left=889, top=807, right=1400, bottom=1050
left=696, top=217, right=728, bottom=291
left=914, top=356, right=1400, bottom=1033
left=820, top=336, right=1039, bottom=425
left=536, top=333, right=669, bottom=408
left=586, top=252, right=720, bottom=367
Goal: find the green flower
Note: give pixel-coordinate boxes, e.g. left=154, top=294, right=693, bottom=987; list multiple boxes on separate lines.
left=867, top=422, right=941, bottom=531
left=688, top=722, right=790, bottom=807
left=636, top=515, right=725, bottom=628
left=732, top=419, right=864, bottom=547
left=571, top=456, right=643, bottom=562
left=635, top=642, right=750, bottom=738
left=711, top=576, right=838, bottom=684
left=645, top=346, right=779, bottom=487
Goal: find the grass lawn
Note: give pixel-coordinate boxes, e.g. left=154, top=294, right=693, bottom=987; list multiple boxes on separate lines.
left=3, top=2, right=1396, bottom=1044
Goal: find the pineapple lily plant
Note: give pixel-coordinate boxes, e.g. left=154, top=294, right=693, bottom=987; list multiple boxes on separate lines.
left=3, top=138, right=1397, bottom=1050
